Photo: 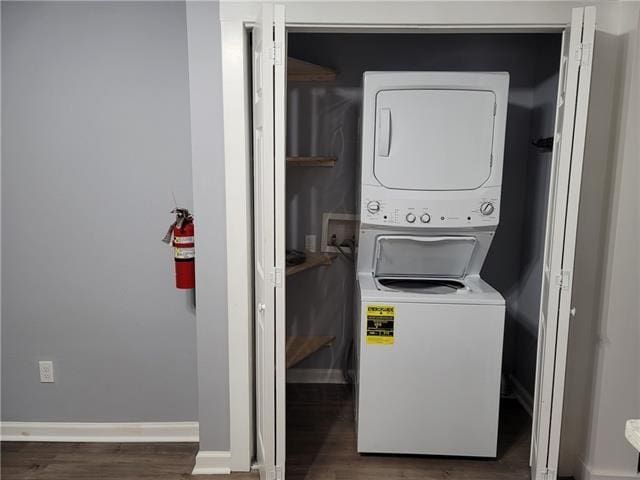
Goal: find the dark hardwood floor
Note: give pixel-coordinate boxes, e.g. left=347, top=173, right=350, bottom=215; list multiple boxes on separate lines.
left=2, top=384, right=536, bottom=479
left=285, top=384, right=532, bottom=480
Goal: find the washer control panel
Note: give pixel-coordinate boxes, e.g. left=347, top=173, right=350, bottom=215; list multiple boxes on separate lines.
left=361, top=197, right=500, bottom=228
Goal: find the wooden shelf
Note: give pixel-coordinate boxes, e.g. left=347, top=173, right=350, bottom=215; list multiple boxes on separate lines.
left=286, top=156, right=337, bottom=167
left=288, top=57, right=337, bottom=82
left=286, top=335, right=336, bottom=369
left=286, top=252, right=337, bottom=277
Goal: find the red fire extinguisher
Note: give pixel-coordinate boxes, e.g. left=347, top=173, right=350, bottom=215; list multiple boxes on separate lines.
left=163, top=208, right=195, bottom=289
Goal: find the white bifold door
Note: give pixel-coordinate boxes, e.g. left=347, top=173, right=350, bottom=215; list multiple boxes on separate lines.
left=252, top=3, right=286, bottom=480
left=530, top=6, right=595, bottom=480
left=253, top=4, right=595, bottom=480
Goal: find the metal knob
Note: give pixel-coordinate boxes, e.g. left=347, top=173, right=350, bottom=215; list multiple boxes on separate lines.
left=367, top=201, right=381, bottom=214
left=406, top=213, right=416, bottom=223
left=480, top=202, right=495, bottom=216
left=420, top=213, right=431, bottom=224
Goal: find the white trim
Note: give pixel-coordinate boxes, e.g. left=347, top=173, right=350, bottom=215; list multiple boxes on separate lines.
left=509, top=374, right=534, bottom=417
left=220, top=17, right=254, bottom=472
left=192, top=450, right=232, bottom=475
left=578, top=456, right=640, bottom=480
left=220, top=1, right=578, bottom=28
left=286, top=368, right=347, bottom=384
left=0, top=421, right=198, bottom=443
left=186, top=1, right=252, bottom=472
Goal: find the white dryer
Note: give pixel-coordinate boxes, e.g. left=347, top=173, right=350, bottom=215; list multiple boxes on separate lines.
left=355, top=72, right=509, bottom=457
left=358, top=71, right=509, bottom=229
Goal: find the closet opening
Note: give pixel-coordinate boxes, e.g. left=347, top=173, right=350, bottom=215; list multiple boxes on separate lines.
left=280, top=30, right=563, bottom=477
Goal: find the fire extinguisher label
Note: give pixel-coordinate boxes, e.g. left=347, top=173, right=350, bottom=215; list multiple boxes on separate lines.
left=174, top=236, right=194, bottom=245
left=174, top=247, right=195, bottom=260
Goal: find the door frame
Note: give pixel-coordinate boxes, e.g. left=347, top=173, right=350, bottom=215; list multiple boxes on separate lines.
left=218, top=0, right=586, bottom=471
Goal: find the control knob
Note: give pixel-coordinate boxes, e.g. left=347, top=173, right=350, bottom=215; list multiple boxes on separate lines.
left=367, top=201, right=381, bottom=214
left=420, top=213, right=431, bottom=224
left=406, top=213, right=416, bottom=223
left=480, top=202, right=495, bottom=216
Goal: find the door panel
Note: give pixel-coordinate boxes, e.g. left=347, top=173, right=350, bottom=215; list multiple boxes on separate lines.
left=547, top=5, right=596, bottom=474
left=273, top=4, right=287, bottom=479
left=530, top=6, right=595, bottom=480
left=253, top=4, right=275, bottom=480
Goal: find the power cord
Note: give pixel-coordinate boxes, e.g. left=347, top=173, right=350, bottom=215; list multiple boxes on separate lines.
left=330, top=235, right=356, bottom=263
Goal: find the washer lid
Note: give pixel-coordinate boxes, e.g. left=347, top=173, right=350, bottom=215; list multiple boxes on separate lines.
left=374, top=88, right=496, bottom=191
left=374, top=235, right=477, bottom=279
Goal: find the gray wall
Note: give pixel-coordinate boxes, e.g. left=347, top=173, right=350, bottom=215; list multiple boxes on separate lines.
left=1, top=1, right=198, bottom=422
left=185, top=0, right=230, bottom=451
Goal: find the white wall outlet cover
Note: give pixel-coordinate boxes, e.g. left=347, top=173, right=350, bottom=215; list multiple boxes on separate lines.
left=321, top=213, right=359, bottom=253
left=39, top=361, right=54, bottom=383
left=305, top=234, right=317, bottom=253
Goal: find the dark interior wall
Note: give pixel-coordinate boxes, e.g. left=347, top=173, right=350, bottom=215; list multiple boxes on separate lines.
left=512, top=36, right=562, bottom=396
left=286, top=33, right=561, bottom=388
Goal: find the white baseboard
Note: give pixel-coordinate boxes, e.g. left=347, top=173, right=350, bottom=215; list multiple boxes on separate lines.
left=286, top=368, right=347, bottom=384
left=1, top=421, right=199, bottom=442
left=509, top=374, right=533, bottom=416
left=192, top=450, right=231, bottom=475
left=577, top=456, right=640, bottom=480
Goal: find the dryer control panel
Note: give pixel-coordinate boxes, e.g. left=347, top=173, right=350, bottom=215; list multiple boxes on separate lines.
left=361, top=196, right=500, bottom=228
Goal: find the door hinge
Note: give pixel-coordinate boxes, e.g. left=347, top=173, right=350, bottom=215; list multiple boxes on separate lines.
left=271, top=267, right=283, bottom=288
left=268, top=465, right=284, bottom=480
left=556, top=269, right=571, bottom=290
left=575, top=42, right=592, bottom=67
left=271, top=44, right=283, bottom=65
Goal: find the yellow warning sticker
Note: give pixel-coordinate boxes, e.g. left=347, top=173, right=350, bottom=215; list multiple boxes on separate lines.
left=366, top=305, right=395, bottom=345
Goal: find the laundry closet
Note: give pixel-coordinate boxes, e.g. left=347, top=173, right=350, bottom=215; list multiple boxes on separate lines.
left=285, top=29, right=562, bottom=467
left=282, top=29, right=551, bottom=474
left=232, top=4, right=596, bottom=479
left=285, top=31, right=562, bottom=396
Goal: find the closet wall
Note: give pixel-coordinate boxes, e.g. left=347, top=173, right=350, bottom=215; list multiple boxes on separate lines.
left=286, top=59, right=360, bottom=374
left=508, top=38, right=562, bottom=397
left=286, top=33, right=561, bottom=394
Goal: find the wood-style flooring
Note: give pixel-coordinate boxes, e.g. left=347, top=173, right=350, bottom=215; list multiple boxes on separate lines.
left=284, top=384, right=532, bottom=480
left=2, top=384, right=540, bottom=480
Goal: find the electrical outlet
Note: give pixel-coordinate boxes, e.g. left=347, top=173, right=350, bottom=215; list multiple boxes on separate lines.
left=39, top=361, right=54, bottom=383
left=305, top=234, right=317, bottom=253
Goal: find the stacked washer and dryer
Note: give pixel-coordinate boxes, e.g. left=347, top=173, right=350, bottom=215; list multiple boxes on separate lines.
left=355, top=72, right=510, bottom=457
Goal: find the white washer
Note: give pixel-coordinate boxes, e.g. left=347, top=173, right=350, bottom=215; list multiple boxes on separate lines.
left=355, top=72, right=509, bottom=457
left=355, top=231, right=505, bottom=457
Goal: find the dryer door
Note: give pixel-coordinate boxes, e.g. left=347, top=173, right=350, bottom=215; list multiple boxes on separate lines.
left=374, top=89, right=496, bottom=191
